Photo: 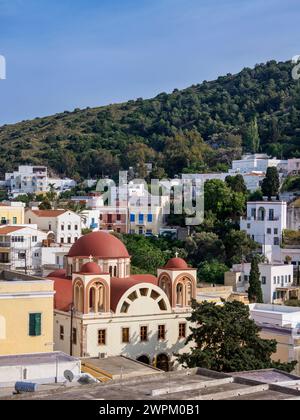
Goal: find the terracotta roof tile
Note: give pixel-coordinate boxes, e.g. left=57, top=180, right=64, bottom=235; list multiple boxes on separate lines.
left=30, top=210, right=67, bottom=217
left=0, top=226, right=25, bottom=234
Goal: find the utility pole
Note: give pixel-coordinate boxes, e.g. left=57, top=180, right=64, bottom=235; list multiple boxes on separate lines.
left=69, top=304, right=75, bottom=356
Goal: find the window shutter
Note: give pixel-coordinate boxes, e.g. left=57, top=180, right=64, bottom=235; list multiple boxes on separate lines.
left=35, top=313, right=41, bottom=336
left=29, top=313, right=42, bottom=336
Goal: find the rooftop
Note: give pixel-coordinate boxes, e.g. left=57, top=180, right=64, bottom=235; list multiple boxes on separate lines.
left=250, top=303, right=300, bottom=314
left=0, top=352, right=77, bottom=367
left=0, top=270, right=46, bottom=283
left=5, top=368, right=300, bottom=400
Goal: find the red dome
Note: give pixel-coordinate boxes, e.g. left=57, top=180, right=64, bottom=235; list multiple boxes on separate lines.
left=80, top=262, right=102, bottom=275
left=47, top=269, right=67, bottom=279
left=68, top=231, right=129, bottom=259
left=165, top=257, right=189, bottom=270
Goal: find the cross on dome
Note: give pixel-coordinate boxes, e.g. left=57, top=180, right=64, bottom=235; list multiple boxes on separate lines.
left=175, top=252, right=179, bottom=258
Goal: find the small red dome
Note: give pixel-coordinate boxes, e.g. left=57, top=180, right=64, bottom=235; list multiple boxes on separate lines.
left=165, top=257, right=189, bottom=270
left=68, top=231, right=129, bottom=259
left=80, top=262, right=102, bottom=275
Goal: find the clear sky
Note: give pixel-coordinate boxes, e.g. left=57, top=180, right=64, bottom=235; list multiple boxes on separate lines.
left=0, top=0, right=299, bottom=125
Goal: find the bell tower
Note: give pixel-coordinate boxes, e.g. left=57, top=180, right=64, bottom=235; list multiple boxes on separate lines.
left=157, top=257, right=197, bottom=309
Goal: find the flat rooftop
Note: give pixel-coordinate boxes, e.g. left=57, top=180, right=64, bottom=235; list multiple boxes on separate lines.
left=4, top=368, right=300, bottom=401
left=83, top=356, right=162, bottom=380
left=0, top=352, right=78, bottom=367
left=250, top=304, right=300, bottom=314
left=0, top=270, right=45, bottom=283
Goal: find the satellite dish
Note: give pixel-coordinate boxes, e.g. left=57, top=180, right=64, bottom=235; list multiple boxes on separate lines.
left=64, top=370, right=74, bottom=383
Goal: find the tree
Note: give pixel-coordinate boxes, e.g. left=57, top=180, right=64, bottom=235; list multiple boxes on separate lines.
left=38, top=198, right=52, bottom=210
left=224, top=230, right=257, bottom=266
left=243, top=117, right=260, bottom=154
left=248, top=189, right=263, bottom=202
left=204, top=179, right=246, bottom=222
left=185, top=232, right=225, bottom=265
left=198, top=260, right=228, bottom=285
left=248, top=256, right=264, bottom=303
left=225, top=174, right=247, bottom=194
left=261, top=167, right=280, bottom=199
left=177, top=301, right=297, bottom=373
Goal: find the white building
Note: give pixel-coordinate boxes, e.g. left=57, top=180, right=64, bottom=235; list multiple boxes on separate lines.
left=0, top=352, right=81, bottom=387
left=250, top=304, right=300, bottom=376
left=182, top=171, right=264, bottom=193
left=230, top=154, right=287, bottom=175
left=0, top=225, right=48, bottom=272
left=25, top=209, right=81, bottom=245
left=287, top=159, right=300, bottom=175
left=48, top=178, right=77, bottom=193
left=5, top=166, right=48, bottom=197
left=49, top=231, right=197, bottom=371
left=240, top=200, right=287, bottom=262
left=225, top=263, right=295, bottom=304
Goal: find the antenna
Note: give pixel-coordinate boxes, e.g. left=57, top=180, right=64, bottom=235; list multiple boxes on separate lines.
left=64, top=370, right=74, bottom=383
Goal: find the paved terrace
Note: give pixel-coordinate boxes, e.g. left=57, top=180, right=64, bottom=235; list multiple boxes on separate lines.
left=3, top=368, right=300, bottom=400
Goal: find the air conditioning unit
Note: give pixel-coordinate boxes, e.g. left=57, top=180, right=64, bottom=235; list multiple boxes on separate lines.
left=98, top=353, right=107, bottom=360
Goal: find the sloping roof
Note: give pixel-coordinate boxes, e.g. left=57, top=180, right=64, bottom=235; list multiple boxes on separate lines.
left=30, top=210, right=67, bottom=217
left=0, top=226, right=25, bottom=235
left=51, top=277, right=73, bottom=312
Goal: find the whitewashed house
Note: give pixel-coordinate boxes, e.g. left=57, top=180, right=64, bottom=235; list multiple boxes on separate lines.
left=0, top=225, right=47, bottom=272
left=225, top=263, right=296, bottom=304
left=25, top=209, right=81, bottom=245
left=240, top=200, right=287, bottom=262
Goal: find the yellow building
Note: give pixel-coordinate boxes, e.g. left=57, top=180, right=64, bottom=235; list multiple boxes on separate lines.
left=0, top=270, right=54, bottom=355
left=0, top=202, right=25, bottom=225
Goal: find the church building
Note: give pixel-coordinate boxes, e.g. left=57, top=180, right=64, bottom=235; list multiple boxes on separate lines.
left=48, top=231, right=197, bottom=371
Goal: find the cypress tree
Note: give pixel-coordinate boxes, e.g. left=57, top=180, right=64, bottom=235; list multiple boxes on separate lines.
left=261, top=167, right=280, bottom=199
left=248, top=256, right=264, bottom=304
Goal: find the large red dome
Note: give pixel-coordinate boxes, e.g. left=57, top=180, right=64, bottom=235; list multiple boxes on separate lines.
left=68, top=231, right=130, bottom=259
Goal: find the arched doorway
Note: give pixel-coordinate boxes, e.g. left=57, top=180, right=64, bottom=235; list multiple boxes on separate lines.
left=137, top=355, right=150, bottom=365
left=156, top=354, right=169, bottom=372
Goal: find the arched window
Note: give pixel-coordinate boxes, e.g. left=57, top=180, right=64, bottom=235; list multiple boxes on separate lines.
left=258, top=207, right=266, bottom=221
left=160, top=277, right=171, bottom=302
left=114, top=266, right=117, bottom=277
left=176, top=283, right=184, bottom=306
left=88, top=282, right=106, bottom=313
left=89, top=287, right=96, bottom=312
left=74, top=283, right=83, bottom=313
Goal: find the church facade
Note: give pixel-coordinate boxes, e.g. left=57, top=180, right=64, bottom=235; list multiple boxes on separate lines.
left=49, top=231, right=197, bottom=371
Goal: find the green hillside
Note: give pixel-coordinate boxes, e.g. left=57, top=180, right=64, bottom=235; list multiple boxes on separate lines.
left=0, top=60, right=299, bottom=180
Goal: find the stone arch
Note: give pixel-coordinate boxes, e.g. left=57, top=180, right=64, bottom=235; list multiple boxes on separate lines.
left=137, top=355, right=151, bottom=365
left=173, top=273, right=196, bottom=308
left=85, top=278, right=110, bottom=314
left=73, top=278, right=84, bottom=313
left=156, top=353, right=170, bottom=372
left=116, top=284, right=172, bottom=315
left=158, top=273, right=172, bottom=304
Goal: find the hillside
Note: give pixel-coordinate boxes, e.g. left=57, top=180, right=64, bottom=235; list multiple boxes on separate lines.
left=0, top=60, right=299, bottom=180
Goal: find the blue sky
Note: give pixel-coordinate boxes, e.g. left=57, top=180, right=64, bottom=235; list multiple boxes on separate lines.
left=0, top=0, right=299, bottom=125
